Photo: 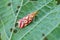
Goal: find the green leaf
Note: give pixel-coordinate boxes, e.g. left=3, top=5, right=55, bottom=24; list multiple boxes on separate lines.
left=0, top=0, right=60, bottom=40
left=0, top=0, right=15, bottom=40
left=11, top=0, right=60, bottom=40
left=47, top=24, right=60, bottom=40
left=11, top=5, right=60, bottom=40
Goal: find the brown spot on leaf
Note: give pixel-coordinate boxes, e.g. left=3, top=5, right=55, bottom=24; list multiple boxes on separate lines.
left=44, top=37, right=48, bottom=40
left=56, top=0, right=60, bottom=5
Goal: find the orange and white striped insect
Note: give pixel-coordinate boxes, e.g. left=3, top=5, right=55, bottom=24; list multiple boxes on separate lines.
left=17, top=11, right=38, bottom=28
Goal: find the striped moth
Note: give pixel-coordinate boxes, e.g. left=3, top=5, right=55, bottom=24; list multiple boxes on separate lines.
left=17, top=11, right=38, bottom=28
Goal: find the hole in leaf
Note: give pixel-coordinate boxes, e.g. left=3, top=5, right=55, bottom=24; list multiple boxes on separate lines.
left=17, top=6, right=20, bottom=9
left=15, top=23, right=18, bottom=27
left=7, top=2, right=11, bottom=6
left=10, top=28, right=13, bottom=32
left=42, top=33, right=45, bottom=36
left=30, top=0, right=37, bottom=1
left=13, top=29, right=17, bottom=33
left=15, top=10, right=18, bottom=13
left=10, top=28, right=17, bottom=33
left=42, top=33, right=48, bottom=40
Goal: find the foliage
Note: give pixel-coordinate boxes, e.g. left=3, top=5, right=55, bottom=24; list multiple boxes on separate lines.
left=0, top=0, right=60, bottom=40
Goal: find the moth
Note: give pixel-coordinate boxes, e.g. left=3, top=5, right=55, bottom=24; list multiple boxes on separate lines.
left=17, top=11, right=38, bottom=28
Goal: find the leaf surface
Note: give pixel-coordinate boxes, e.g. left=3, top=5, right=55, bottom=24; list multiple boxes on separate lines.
left=0, top=0, right=60, bottom=40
